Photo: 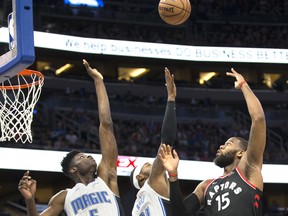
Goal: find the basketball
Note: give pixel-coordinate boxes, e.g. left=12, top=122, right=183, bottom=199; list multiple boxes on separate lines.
left=158, top=0, right=191, bottom=25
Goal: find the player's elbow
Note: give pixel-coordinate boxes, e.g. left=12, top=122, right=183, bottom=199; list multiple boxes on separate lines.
left=101, top=119, right=114, bottom=130
left=251, top=113, right=265, bottom=123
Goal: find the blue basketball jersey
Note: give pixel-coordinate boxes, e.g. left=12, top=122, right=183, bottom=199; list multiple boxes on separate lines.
left=132, top=181, right=172, bottom=216
left=64, top=177, right=123, bottom=215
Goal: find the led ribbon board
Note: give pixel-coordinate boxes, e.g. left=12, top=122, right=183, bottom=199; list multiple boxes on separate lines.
left=0, top=147, right=287, bottom=184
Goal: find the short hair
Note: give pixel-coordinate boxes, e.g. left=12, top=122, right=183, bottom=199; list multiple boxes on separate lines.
left=61, top=149, right=81, bottom=177
left=235, top=137, right=248, bottom=151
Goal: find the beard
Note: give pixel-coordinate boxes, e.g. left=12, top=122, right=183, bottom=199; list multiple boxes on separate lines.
left=213, top=150, right=237, bottom=168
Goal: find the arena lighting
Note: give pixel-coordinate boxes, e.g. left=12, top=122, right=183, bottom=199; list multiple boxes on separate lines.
left=0, top=147, right=288, bottom=183
left=199, top=72, right=217, bottom=85
left=55, top=63, right=74, bottom=75
left=118, top=67, right=150, bottom=81
left=1, top=28, right=288, bottom=63
left=129, top=68, right=150, bottom=78
left=36, top=61, right=51, bottom=71
left=64, top=0, right=104, bottom=7
left=262, top=73, right=281, bottom=88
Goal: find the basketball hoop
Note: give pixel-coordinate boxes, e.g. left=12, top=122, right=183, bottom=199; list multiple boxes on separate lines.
left=0, top=69, right=44, bottom=143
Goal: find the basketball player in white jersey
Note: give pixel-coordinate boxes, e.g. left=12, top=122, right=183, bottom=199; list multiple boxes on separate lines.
left=130, top=67, right=177, bottom=216
left=18, top=59, right=125, bottom=216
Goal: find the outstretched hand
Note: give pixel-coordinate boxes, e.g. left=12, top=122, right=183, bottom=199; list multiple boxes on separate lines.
left=18, top=171, right=37, bottom=200
left=159, top=144, right=179, bottom=174
left=164, top=67, right=176, bottom=100
left=226, top=68, right=245, bottom=89
left=83, top=59, right=103, bottom=80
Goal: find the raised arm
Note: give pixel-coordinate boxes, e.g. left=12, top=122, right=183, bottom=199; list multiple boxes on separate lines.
left=83, top=60, right=118, bottom=195
left=18, top=171, right=39, bottom=216
left=226, top=68, right=266, bottom=188
left=159, top=144, right=201, bottom=216
left=161, top=67, right=177, bottom=144
left=148, top=68, right=177, bottom=192
left=18, top=171, right=65, bottom=216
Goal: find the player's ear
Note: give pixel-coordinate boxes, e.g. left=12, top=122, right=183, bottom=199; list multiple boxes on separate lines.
left=236, top=150, right=245, bottom=159
left=136, top=174, right=147, bottom=188
left=136, top=174, right=144, bottom=181
left=70, top=167, right=77, bottom=174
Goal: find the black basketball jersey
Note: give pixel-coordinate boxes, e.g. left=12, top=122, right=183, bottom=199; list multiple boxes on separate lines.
left=204, top=167, right=262, bottom=216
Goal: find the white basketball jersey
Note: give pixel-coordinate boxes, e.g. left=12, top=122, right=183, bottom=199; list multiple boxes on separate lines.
left=132, top=181, right=171, bottom=216
left=64, top=177, right=121, bottom=216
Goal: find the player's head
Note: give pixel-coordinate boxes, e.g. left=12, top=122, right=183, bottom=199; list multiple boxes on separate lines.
left=129, top=162, right=152, bottom=189
left=214, top=137, right=248, bottom=168
left=61, top=149, right=97, bottom=180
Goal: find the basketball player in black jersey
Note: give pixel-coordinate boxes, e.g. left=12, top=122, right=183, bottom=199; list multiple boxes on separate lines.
left=159, top=68, right=266, bottom=216
left=18, top=60, right=125, bottom=216
left=130, top=67, right=177, bottom=216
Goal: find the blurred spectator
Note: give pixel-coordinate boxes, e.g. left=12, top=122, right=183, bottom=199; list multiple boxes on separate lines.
left=65, top=130, right=78, bottom=147
left=50, top=121, right=66, bottom=141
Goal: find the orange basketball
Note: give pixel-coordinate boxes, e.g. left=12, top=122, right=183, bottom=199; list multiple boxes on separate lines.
left=158, top=0, right=191, bottom=25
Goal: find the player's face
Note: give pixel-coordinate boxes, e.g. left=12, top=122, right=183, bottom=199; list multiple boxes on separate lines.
left=72, top=153, right=97, bottom=174
left=213, top=138, right=240, bottom=168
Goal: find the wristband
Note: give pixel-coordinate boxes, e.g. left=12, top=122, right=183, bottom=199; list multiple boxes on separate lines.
left=168, top=172, right=177, bottom=177
left=239, top=80, right=246, bottom=88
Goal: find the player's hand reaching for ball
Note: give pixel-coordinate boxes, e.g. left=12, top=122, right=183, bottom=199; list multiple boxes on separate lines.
left=164, top=67, right=176, bottom=101
left=83, top=59, right=103, bottom=81
left=18, top=171, right=37, bottom=200
left=159, top=144, right=179, bottom=176
left=226, top=68, right=246, bottom=89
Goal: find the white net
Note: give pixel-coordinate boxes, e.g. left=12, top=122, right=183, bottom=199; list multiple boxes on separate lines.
left=0, top=70, right=44, bottom=143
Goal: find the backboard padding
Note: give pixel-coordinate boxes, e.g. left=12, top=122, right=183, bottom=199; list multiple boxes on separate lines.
left=0, top=0, right=34, bottom=82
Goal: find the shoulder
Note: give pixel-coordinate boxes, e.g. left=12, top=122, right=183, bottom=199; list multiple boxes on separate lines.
left=200, top=179, right=213, bottom=188
left=53, top=190, right=68, bottom=199
left=49, top=190, right=68, bottom=205
left=194, top=179, right=214, bottom=194
left=41, top=190, right=67, bottom=215
left=193, top=179, right=214, bottom=206
left=148, top=174, right=170, bottom=198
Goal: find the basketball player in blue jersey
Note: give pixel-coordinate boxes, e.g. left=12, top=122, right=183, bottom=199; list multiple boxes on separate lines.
left=130, top=67, right=177, bottom=216
left=159, top=68, right=266, bottom=216
left=18, top=59, right=125, bottom=216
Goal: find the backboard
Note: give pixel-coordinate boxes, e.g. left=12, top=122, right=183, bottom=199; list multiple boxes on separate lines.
left=0, top=0, right=34, bottom=82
